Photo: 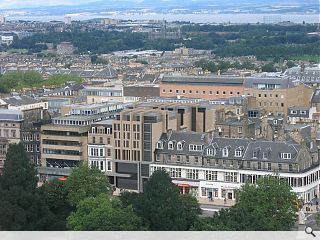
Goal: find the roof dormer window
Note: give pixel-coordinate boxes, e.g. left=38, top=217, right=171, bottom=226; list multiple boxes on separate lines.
left=207, top=148, right=215, bottom=156
left=262, top=152, right=268, bottom=159
left=222, top=147, right=229, bottom=157
left=235, top=147, right=244, bottom=157
left=168, top=141, right=174, bottom=150
left=189, top=144, right=203, bottom=151
left=177, top=141, right=184, bottom=151
left=156, top=141, right=163, bottom=149
left=281, top=153, right=291, bottom=159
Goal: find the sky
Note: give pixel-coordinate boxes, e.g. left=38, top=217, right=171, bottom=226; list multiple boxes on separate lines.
left=0, top=0, right=100, bottom=9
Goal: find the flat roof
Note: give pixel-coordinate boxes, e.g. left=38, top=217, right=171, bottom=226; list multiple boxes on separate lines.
left=162, top=75, right=244, bottom=85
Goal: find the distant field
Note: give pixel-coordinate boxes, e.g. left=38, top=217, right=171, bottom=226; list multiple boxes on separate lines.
left=7, top=49, right=28, bottom=54
left=288, top=55, right=320, bottom=62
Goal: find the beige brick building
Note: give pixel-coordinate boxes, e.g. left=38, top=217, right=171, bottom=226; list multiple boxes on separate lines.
left=112, top=108, right=178, bottom=191
left=244, top=79, right=312, bottom=117
left=160, top=75, right=244, bottom=100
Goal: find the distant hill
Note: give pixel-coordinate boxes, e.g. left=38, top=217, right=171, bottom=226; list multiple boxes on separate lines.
left=1, top=0, right=318, bottom=16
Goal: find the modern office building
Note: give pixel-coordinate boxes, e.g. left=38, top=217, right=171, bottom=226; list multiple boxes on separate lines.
left=111, top=108, right=178, bottom=191
left=40, top=102, right=123, bottom=169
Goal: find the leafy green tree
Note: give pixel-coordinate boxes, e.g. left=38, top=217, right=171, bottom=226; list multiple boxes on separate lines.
left=65, top=164, right=112, bottom=206
left=235, top=176, right=298, bottom=230
left=38, top=180, right=73, bottom=230
left=286, top=61, right=295, bottom=68
left=67, top=193, right=143, bottom=231
left=0, top=143, right=50, bottom=230
left=316, top=213, right=320, bottom=226
left=193, top=176, right=298, bottom=231
left=261, top=62, right=277, bottom=72
left=121, top=170, right=201, bottom=230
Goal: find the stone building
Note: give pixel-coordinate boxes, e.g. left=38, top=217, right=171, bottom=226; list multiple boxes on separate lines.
left=153, top=131, right=320, bottom=203
left=0, top=109, right=23, bottom=171
left=160, top=75, right=245, bottom=101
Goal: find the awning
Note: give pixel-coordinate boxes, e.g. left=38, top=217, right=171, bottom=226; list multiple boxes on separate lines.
left=57, top=177, right=67, bottom=181
left=177, top=183, right=191, bottom=187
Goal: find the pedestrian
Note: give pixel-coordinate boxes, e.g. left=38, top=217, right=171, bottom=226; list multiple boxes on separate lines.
left=224, top=198, right=227, bottom=204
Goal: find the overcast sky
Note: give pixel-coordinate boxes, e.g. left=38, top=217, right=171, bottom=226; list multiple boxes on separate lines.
left=0, top=0, right=100, bottom=9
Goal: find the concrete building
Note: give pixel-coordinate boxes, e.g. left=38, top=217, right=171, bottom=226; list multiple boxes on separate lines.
left=40, top=103, right=122, bottom=170
left=160, top=75, right=244, bottom=100
left=132, top=101, right=225, bottom=133
left=81, top=85, right=124, bottom=104
left=153, top=131, right=320, bottom=203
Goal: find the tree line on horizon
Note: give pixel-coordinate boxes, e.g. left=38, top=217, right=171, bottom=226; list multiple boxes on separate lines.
left=9, top=24, right=319, bottom=61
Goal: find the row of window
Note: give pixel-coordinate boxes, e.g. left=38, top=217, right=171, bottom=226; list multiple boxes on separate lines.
left=53, top=119, right=93, bottom=126
left=258, top=101, right=284, bottom=107
left=42, top=140, right=80, bottom=146
left=0, top=129, right=17, bottom=138
left=22, top=133, right=40, bottom=141
left=151, top=167, right=237, bottom=182
left=25, top=143, right=40, bottom=153
left=92, top=136, right=111, bottom=144
left=163, top=89, right=241, bottom=95
left=114, top=149, right=141, bottom=161
left=43, top=148, right=81, bottom=156
left=256, top=93, right=283, bottom=98
left=89, top=160, right=112, bottom=172
left=88, top=147, right=112, bottom=157
left=91, top=127, right=112, bottom=135
left=157, top=154, right=296, bottom=171
left=290, top=110, right=308, bottom=115
left=152, top=167, right=320, bottom=187
left=159, top=142, right=292, bottom=160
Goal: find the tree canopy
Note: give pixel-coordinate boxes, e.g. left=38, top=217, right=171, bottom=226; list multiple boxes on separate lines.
left=193, top=176, right=298, bottom=231
left=120, top=169, right=201, bottom=230
left=0, top=71, right=83, bottom=93
left=0, top=143, right=50, bottom=230
left=65, top=164, right=112, bottom=206
left=67, top=193, right=144, bottom=231
left=38, top=180, right=73, bottom=230
left=10, top=24, right=319, bottom=61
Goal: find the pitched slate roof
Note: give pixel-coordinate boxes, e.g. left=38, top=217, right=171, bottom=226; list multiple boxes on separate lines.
left=0, top=109, right=23, bottom=121
left=311, top=89, right=320, bottom=104
left=155, top=130, right=301, bottom=163
left=2, top=95, right=40, bottom=106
